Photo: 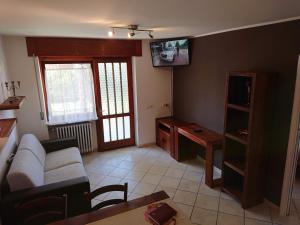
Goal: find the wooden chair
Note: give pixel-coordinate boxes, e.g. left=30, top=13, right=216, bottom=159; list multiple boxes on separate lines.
left=85, top=183, right=128, bottom=211
left=15, top=195, right=67, bottom=225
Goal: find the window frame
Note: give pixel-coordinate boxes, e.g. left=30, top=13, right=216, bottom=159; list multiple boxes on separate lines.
left=39, top=57, right=98, bottom=123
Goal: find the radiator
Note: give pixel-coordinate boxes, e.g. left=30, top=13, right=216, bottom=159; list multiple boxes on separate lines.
left=56, top=122, right=93, bottom=154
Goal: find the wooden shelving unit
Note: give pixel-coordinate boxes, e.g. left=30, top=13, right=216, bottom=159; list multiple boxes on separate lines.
left=227, top=103, right=250, bottom=112
left=224, top=160, right=245, bottom=176
left=0, top=96, right=25, bottom=110
left=222, top=71, right=270, bottom=208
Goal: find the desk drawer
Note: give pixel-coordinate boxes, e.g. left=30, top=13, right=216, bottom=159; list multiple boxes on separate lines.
left=158, top=129, right=171, bottom=152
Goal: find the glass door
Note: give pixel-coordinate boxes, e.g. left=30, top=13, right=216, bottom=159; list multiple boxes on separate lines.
left=96, top=58, right=135, bottom=150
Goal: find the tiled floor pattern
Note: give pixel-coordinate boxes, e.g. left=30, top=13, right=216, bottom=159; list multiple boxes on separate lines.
left=83, top=145, right=300, bottom=225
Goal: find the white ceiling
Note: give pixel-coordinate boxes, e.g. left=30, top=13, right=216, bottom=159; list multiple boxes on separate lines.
left=0, top=0, right=299, bottom=39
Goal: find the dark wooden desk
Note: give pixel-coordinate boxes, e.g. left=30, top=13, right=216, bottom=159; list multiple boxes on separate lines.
left=156, top=117, right=188, bottom=159
left=49, top=191, right=169, bottom=225
left=174, top=123, right=223, bottom=188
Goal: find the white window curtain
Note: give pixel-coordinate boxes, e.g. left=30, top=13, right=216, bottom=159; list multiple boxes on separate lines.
left=45, top=63, right=98, bottom=125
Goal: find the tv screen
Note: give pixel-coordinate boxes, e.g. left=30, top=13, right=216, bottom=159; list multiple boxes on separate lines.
left=150, top=38, right=190, bottom=67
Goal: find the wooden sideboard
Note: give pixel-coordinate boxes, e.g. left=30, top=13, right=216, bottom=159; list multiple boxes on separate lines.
left=156, top=117, right=223, bottom=187
left=155, top=117, right=187, bottom=159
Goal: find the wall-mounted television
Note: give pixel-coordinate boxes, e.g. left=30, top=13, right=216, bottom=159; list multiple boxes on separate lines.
left=150, top=38, right=190, bottom=67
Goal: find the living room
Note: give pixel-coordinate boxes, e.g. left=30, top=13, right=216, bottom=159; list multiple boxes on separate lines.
left=0, top=1, right=300, bottom=225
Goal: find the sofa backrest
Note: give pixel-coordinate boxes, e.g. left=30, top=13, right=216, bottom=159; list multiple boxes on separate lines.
left=7, top=150, right=44, bottom=191
left=6, top=134, right=46, bottom=192
left=18, top=134, right=46, bottom=167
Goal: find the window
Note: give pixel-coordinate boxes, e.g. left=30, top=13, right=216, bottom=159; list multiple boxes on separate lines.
left=43, top=63, right=97, bottom=124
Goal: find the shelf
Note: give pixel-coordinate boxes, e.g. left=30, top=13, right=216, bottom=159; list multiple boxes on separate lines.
left=224, top=160, right=245, bottom=176
left=0, top=96, right=25, bottom=110
left=222, top=186, right=243, bottom=202
left=159, top=128, right=171, bottom=137
left=0, top=118, right=16, bottom=138
left=227, top=104, right=250, bottom=112
left=0, top=118, right=17, bottom=149
left=225, top=132, right=248, bottom=145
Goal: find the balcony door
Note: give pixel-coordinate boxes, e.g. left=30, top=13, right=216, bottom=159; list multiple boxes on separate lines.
left=95, top=58, right=135, bottom=150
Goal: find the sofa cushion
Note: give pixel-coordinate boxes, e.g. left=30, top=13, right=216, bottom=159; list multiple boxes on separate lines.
left=7, top=150, right=44, bottom=192
left=44, top=163, right=87, bottom=185
left=18, top=133, right=46, bottom=167
left=44, top=147, right=83, bottom=171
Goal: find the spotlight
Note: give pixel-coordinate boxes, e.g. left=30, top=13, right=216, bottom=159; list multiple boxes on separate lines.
left=108, top=28, right=115, bottom=37
left=128, top=31, right=135, bottom=38
left=109, top=25, right=153, bottom=39
left=148, top=31, right=153, bottom=39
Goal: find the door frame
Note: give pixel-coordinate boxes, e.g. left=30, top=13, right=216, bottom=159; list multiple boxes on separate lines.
left=94, top=57, right=135, bottom=151
left=280, top=55, right=300, bottom=215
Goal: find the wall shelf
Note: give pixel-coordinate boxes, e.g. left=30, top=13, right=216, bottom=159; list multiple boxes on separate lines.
left=0, top=96, right=25, bottom=110
left=0, top=118, right=17, bottom=149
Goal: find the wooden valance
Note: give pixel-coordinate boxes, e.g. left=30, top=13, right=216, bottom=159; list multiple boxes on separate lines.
left=26, top=37, right=142, bottom=57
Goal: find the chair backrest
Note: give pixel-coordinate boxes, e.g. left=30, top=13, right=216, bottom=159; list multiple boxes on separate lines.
left=15, top=195, right=67, bottom=225
left=85, top=183, right=128, bottom=211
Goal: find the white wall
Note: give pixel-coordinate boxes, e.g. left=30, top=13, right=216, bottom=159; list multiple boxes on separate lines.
left=3, top=36, right=49, bottom=140
left=0, top=36, right=18, bottom=186
left=2, top=37, right=172, bottom=148
left=0, top=36, right=15, bottom=119
left=133, top=40, right=172, bottom=146
left=2, top=36, right=100, bottom=149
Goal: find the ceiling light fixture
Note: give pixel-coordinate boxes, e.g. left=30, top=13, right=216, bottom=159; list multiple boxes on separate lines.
left=148, top=31, right=153, bottom=39
left=108, top=28, right=115, bottom=37
left=108, top=25, right=154, bottom=39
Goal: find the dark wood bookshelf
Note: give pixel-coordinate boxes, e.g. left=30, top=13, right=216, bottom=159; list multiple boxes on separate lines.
left=222, top=186, right=243, bottom=202
left=224, top=160, right=245, bottom=176
left=225, top=132, right=248, bottom=145
left=227, top=103, right=250, bottom=112
left=222, top=71, right=270, bottom=208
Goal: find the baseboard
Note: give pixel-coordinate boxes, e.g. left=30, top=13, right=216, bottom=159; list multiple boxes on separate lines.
left=137, top=142, right=156, bottom=148
left=264, top=198, right=280, bottom=210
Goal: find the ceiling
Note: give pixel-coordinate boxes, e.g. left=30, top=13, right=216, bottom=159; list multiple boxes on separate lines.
left=0, top=0, right=299, bottom=39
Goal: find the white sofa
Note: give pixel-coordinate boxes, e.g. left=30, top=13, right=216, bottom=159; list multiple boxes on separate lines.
left=7, top=134, right=87, bottom=192
left=1, top=134, right=90, bottom=224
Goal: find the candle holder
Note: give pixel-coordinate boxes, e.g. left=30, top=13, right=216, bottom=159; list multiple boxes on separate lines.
left=5, top=81, right=21, bottom=97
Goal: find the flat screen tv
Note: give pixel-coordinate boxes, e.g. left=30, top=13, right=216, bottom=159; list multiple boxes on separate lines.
left=150, top=38, right=190, bottom=67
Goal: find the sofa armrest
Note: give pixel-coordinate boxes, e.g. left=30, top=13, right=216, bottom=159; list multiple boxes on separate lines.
left=1, top=176, right=90, bottom=223
left=1, top=176, right=89, bottom=204
left=41, top=137, right=78, bottom=153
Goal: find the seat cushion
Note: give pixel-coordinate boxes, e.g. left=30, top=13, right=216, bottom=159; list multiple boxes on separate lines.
left=44, top=163, right=87, bottom=185
left=18, top=133, right=46, bottom=167
left=7, top=150, right=44, bottom=191
left=44, top=147, right=83, bottom=171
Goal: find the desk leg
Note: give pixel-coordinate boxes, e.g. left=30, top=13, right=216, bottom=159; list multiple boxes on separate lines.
left=174, top=127, right=179, bottom=161
left=205, top=145, right=214, bottom=188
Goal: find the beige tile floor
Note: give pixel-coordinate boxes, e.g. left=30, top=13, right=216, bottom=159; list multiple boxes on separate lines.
left=83, top=145, right=300, bottom=225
